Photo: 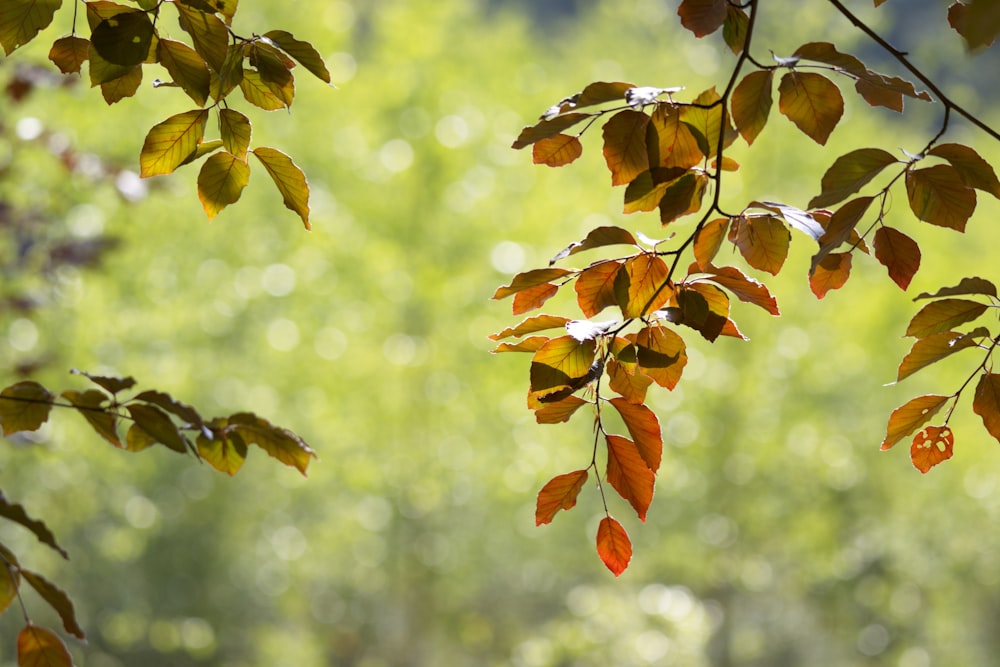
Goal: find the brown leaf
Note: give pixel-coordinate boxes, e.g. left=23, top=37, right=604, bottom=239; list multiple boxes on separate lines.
left=494, top=268, right=572, bottom=300
left=647, top=104, right=703, bottom=169
left=227, top=412, right=317, bottom=476
left=677, top=0, right=728, bottom=37
left=490, top=336, right=549, bottom=354
left=905, top=299, right=989, bottom=338
left=535, top=470, right=589, bottom=525
left=610, top=398, right=662, bottom=472
left=596, top=517, right=632, bottom=576
left=809, top=148, right=898, bottom=208
left=691, top=264, right=780, bottom=315
left=910, top=425, right=954, bottom=473
left=880, top=395, right=950, bottom=450
left=872, top=226, right=920, bottom=290
left=48, top=36, right=90, bottom=74
left=17, top=624, right=73, bottom=667
left=632, top=325, right=687, bottom=390
left=21, top=570, right=85, bottom=639
left=906, top=164, right=977, bottom=231
left=658, top=172, right=708, bottom=226
left=723, top=4, right=749, bottom=54
left=811, top=196, right=873, bottom=274
left=550, top=226, right=638, bottom=264
left=810, top=252, right=852, bottom=299
left=489, top=315, right=571, bottom=341
left=533, top=134, right=583, bottom=167
left=974, top=373, right=1000, bottom=444
left=731, top=70, right=773, bottom=145
left=927, top=143, right=1000, bottom=198
left=512, top=113, right=592, bottom=150
left=602, top=110, right=651, bottom=186
left=606, top=434, right=655, bottom=521
left=615, top=254, right=671, bottom=318
left=896, top=329, right=987, bottom=383
left=575, top=261, right=623, bottom=318
left=0, top=381, right=53, bottom=436
left=533, top=396, right=589, bottom=424
left=914, top=277, right=998, bottom=301
left=778, top=71, right=844, bottom=145
left=729, top=215, right=790, bottom=275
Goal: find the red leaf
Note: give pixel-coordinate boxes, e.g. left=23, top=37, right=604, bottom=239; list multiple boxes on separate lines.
left=576, top=262, right=623, bottom=317
left=906, top=164, right=977, bottom=231
left=602, top=110, right=651, bottom=186
left=905, top=299, right=989, bottom=338
left=534, top=396, right=589, bottom=424
left=872, top=226, right=920, bottom=290
left=606, top=435, right=656, bottom=521
left=535, top=470, right=589, bottom=525
left=533, top=134, right=583, bottom=167
left=778, top=71, right=844, bottom=145
left=596, top=517, right=632, bottom=576
left=677, top=0, right=728, bottom=37
left=881, top=395, right=950, bottom=450
left=910, top=425, right=954, bottom=473
left=731, top=70, right=773, bottom=145
left=973, top=373, right=1000, bottom=444
left=610, top=398, right=663, bottom=472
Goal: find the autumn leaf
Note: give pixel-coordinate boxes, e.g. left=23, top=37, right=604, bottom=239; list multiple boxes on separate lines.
left=494, top=269, right=572, bottom=300
left=549, top=226, right=638, bottom=264
left=906, top=164, right=977, bottom=231
left=489, top=315, right=571, bottom=341
left=633, top=325, right=687, bottom=390
left=535, top=470, right=588, bottom=525
left=927, top=143, right=1000, bottom=198
left=0, top=491, right=67, bottom=559
left=895, top=329, right=986, bottom=383
left=602, top=109, right=651, bottom=186
left=513, top=283, right=559, bottom=316
left=723, top=4, right=749, bottom=54
left=533, top=134, right=583, bottom=167
left=197, top=428, right=247, bottom=476
left=490, top=336, right=549, bottom=354
left=811, top=196, right=873, bottom=274
left=658, top=172, right=707, bottom=226
left=198, top=151, right=251, bottom=218
left=533, top=396, right=589, bottom=424
left=880, top=394, right=950, bottom=450
left=0, top=381, right=53, bottom=436
left=126, top=404, right=188, bottom=453
left=872, top=226, right=920, bottom=290
left=646, top=104, right=703, bottom=169
left=910, top=425, right=954, bottom=473
left=677, top=0, right=728, bottom=37
left=609, top=398, right=662, bottom=472
left=691, top=264, right=780, bottom=315
left=729, top=215, right=790, bottom=275
left=0, top=0, right=61, bottom=55
left=607, top=360, right=654, bottom=404
left=693, top=218, right=729, bottom=269
left=778, top=71, right=844, bottom=145
left=596, top=517, right=632, bottom=576
left=0, top=549, right=18, bottom=615
left=21, top=570, right=85, bottom=639
left=48, top=36, right=90, bottom=74
left=252, top=147, right=311, bottom=229
left=973, top=373, right=1000, bottom=444
left=809, top=148, right=898, bottom=208
left=615, top=254, right=672, bottom=318
left=512, top=113, right=592, bottom=150
left=140, top=109, right=210, bottom=178
left=17, top=624, right=73, bottom=667
left=61, top=389, right=121, bottom=448
left=914, top=277, right=997, bottom=301
left=576, top=262, right=623, bottom=317
left=175, top=0, right=229, bottom=71
left=263, top=29, right=331, bottom=83
left=227, top=412, right=317, bottom=476
left=218, top=109, right=252, bottom=161
left=606, top=435, right=655, bottom=521
left=680, top=88, right=737, bottom=160
left=529, top=336, right=597, bottom=402
left=905, top=299, right=989, bottom=338
left=731, top=70, right=773, bottom=145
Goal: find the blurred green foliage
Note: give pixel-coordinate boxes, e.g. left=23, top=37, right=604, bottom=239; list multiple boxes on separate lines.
left=1, top=0, right=1000, bottom=665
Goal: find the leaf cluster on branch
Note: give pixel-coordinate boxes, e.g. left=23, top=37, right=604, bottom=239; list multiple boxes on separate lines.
left=494, top=0, right=1000, bottom=576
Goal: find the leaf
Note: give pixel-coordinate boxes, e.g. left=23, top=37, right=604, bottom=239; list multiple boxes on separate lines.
left=871, top=226, right=920, bottom=290
left=125, top=423, right=156, bottom=452
left=729, top=215, right=790, bottom=275
left=21, top=571, right=84, bottom=639
left=126, top=404, right=188, bottom=453
left=0, top=549, right=18, bottom=615
left=596, top=517, right=632, bottom=577
left=577, top=81, right=635, bottom=107
left=905, top=299, right=989, bottom=338
left=692, top=218, right=729, bottom=270
left=252, top=147, right=311, bottom=229
left=157, top=38, right=211, bottom=106
left=927, top=143, right=1000, bottom=198
left=489, top=315, right=571, bottom=341
left=881, top=395, right=951, bottom=451
left=606, top=435, right=655, bottom=521
left=532, top=134, right=583, bottom=167
left=90, top=10, right=154, bottom=66
left=549, top=226, right=638, bottom=264
left=914, top=277, right=998, bottom=301
left=529, top=336, right=597, bottom=402
left=777, top=71, right=844, bottom=145
left=0, top=0, right=61, bottom=55
left=677, top=0, right=727, bottom=37
left=263, top=30, right=331, bottom=83
left=615, top=254, right=671, bottom=318
left=210, top=42, right=247, bottom=101
left=658, top=172, right=707, bottom=226
left=247, top=41, right=295, bottom=105
left=906, top=164, right=977, bottom=231
left=809, top=148, right=898, bottom=208
left=535, top=470, right=588, bottom=525
left=680, top=87, right=737, bottom=161
left=0, top=492, right=67, bottom=559
left=0, top=381, right=54, bottom=436
left=140, top=109, right=209, bottom=178
left=607, top=359, right=653, bottom=404
left=723, top=4, right=749, bottom=54
left=793, top=41, right=866, bottom=74
left=100, top=64, right=142, bottom=104
left=576, top=262, right=623, bottom=318
left=693, top=264, right=780, bottom=315
left=494, top=268, right=572, bottom=300
left=854, top=70, right=932, bottom=111
left=753, top=202, right=824, bottom=241
left=623, top=169, right=683, bottom=214
left=610, top=398, right=662, bottom=472
left=646, top=104, right=703, bottom=169
left=239, top=68, right=291, bottom=110
left=490, top=336, right=549, bottom=354
left=731, top=70, right=773, bottom=145
left=227, top=412, right=317, bottom=476
left=974, top=373, right=1000, bottom=444
left=197, top=151, right=251, bottom=219
left=533, top=396, right=589, bottom=424
left=17, top=624, right=73, bottom=667
left=950, top=0, right=1000, bottom=49
left=196, top=428, right=247, bottom=476
left=48, top=36, right=91, bottom=73
left=810, top=252, right=852, bottom=299
left=910, top=426, right=954, bottom=473
left=633, top=325, right=687, bottom=390
left=61, top=389, right=121, bottom=447
left=602, top=110, right=651, bottom=186
left=175, top=0, right=229, bottom=71
left=513, top=284, right=559, bottom=316
left=512, top=113, right=592, bottom=150
left=810, top=196, right=874, bottom=274
left=896, top=329, right=987, bottom=383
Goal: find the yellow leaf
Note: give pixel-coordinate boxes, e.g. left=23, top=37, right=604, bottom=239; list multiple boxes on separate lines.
left=252, top=147, right=311, bottom=229
left=140, top=109, right=209, bottom=177
left=197, top=151, right=251, bottom=218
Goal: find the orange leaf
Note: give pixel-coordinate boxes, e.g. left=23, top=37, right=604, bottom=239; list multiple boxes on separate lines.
left=809, top=148, right=898, bottom=208
left=490, top=336, right=549, bottom=354
left=729, top=215, right=790, bottom=275
left=529, top=336, right=597, bottom=401
left=910, top=425, right=954, bottom=473
left=973, top=373, right=1000, bottom=444
left=606, top=435, right=656, bottom=521
left=677, top=0, right=727, bottom=37
left=731, top=70, right=773, bottom=145
left=872, top=226, right=920, bottom=290
left=905, top=299, right=989, bottom=338
left=513, top=283, right=558, bottom=316
left=778, top=71, right=844, bottom=145
left=693, top=218, right=729, bottom=270
left=615, top=254, right=671, bottom=318
left=610, top=397, right=663, bottom=472
left=493, top=268, right=572, bottom=300
left=896, top=329, right=986, bottom=383
left=881, top=395, right=950, bottom=450
left=512, top=112, right=591, bottom=149
left=633, top=326, right=687, bottom=390
left=490, top=315, right=571, bottom=341
left=17, top=624, right=73, bottom=667
left=576, top=262, right=623, bottom=317
left=674, top=282, right=730, bottom=342
left=691, top=264, right=780, bottom=315
left=602, top=110, right=650, bottom=186
left=809, top=252, right=852, bottom=299
left=596, top=517, right=632, bottom=576
left=906, top=165, right=977, bottom=231
left=646, top=104, right=703, bottom=169
left=533, top=134, right=583, bottom=167
left=534, top=396, right=589, bottom=424
left=607, top=359, right=653, bottom=404
left=535, top=470, right=589, bottom=525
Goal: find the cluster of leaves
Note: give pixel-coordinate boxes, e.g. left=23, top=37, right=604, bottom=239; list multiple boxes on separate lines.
left=494, top=0, right=1000, bottom=575
left=0, top=0, right=332, bottom=227
left=0, top=370, right=316, bottom=666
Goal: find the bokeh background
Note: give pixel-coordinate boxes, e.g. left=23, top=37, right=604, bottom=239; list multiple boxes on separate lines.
left=2, top=1, right=1000, bottom=665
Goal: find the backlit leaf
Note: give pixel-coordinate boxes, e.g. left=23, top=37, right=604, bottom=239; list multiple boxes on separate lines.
left=906, top=164, right=976, bottom=231
left=140, top=109, right=209, bottom=177
left=0, top=491, right=67, bottom=559
left=610, top=398, right=662, bottom=472
left=896, top=329, right=987, bottom=383
left=677, top=0, right=727, bottom=37
left=126, top=404, right=188, bottom=453
left=48, top=36, right=90, bottom=73
left=240, top=68, right=291, bottom=110
left=615, top=254, right=671, bottom=318
left=577, top=81, right=635, bottom=107
left=88, top=46, right=134, bottom=86
left=489, top=315, right=571, bottom=341
left=90, top=10, right=153, bottom=66
left=494, top=268, right=572, bottom=300
left=729, top=215, right=790, bottom=275
left=596, top=517, right=631, bottom=577
left=633, top=325, right=686, bottom=390
left=606, top=434, right=655, bottom=521
left=723, top=4, right=749, bottom=53
left=124, top=423, right=156, bottom=452
left=217, top=109, right=252, bottom=160
left=693, top=218, right=729, bottom=270
left=793, top=41, right=866, bottom=74
left=21, top=570, right=84, bottom=639
left=175, top=0, right=228, bottom=71
left=872, top=226, right=920, bottom=290
left=0, top=553, right=18, bottom=615
left=549, top=226, right=638, bottom=264
left=0, top=0, right=60, bottom=55
left=512, top=283, right=558, bottom=316
left=0, top=381, right=53, bottom=436
left=602, top=109, right=650, bottom=186
left=490, top=336, right=549, bottom=353
left=197, top=151, right=251, bottom=219
left=252, top=147, right=311, bottom=229
left=529, top=336, right=597, bottom=401
left=512, top=113, right=592, bottom=150
left=533, top=134, right=583, bottom=167
left=905, top=298, right=989, bottom=338
left=950, top=0, right=1000, bottom=49
left=754, top=202, right=825, bottom=240
left=910, top=425, right=954, bottom=473
left=680, top=88, right=737, bottom=160
left=576, top=262, right=623, bottom=318
left=731, top=70, right=773, bottom=145
left=535, top=470, right=588, bottom=525
left=61, top=389, right=121, bottom=447
left=914, top=277, right=998, bottom=301
left=647, top=104, right=703, bottom=169
left=624, top=170, right=671, bottom=214
left=974, top=373, right=1000, bottom=444
left=197, top=428, right=247, bottom=475
left=809, top=148, right=898, bottom=208
left=228, top=412, right=316, bottom=475
left=607, top=359, right=653, bottom=404
left=210, top=43, right=247, bottom=101
left=157, top=38, right=210, bottom=106
left=811, top=196, right=873, bottom=273
left=17, top=624, right=73, bottom=667
left=810, top=252, right=852, bottom=299
left=677, top=282, right=731, bottom=341
left=880, top=394, right=950, bottom=450
left=778, top=71, right=844, bottom=145
left=533, top=396, right=589, bottom=424
left=100, top=65, right=142, bottom=104
left=927, top=143, right=1000, bottom=198
left=693, top=264, right=780, bottom=315
left=263, top=30, right=331, bottom=83
left=658, top=172, right=707, bottom=226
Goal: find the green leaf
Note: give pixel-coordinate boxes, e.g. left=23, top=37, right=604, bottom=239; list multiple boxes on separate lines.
left=722, top=4, right=749, bottom=54
left=17, top=624, right=73, bottom=667
left=157, top=38, right=211, bottom=106
left=263, top=30, right=331, bottom=83
left=512, top=113, right=592, bottom=150
left=48, top=36, right=90, bottom=74
left=196, top=426, right=247, bottom=476
left=809, top=148, right=898, bottom=208
left=872, top=226, right=920, bottom=290
left=880, top=394, right=950, bottom=450
left=197, top=151, right=251, bottom=219
left=906, top=164, right=977, bottom=231
left=535, top=470, right=588, bottom=525
left=61, top=389, right=121, bottom=447
left=175, top=0, right=229, bottom=71
left=126, top=404, right=188, bottom=453
left=252, top=147, right=311, bottom=229
left=974, top=373, right=1000, bottom=444
left=0, top=491, right=67, bottom=559
left=219, top=108, right=251, bottom=160
left=227, top=412, right=317, bottom=476
left=21, top=571, right=85, bottom=639
left=140, top=109, right=209, bottom=177
left=905, top=299, right=989, bottom=338
left=0, top=381, right=54, bottom=436
left=0, top=0, right=61, bottom=55
left=778, top=71, right=844, bottom=145
left=179, top=138, right=224, bottom=166
left=895, top=329, right=988, bottom=383
left=90, top=9, right=154, bottom=66
left=927, top=143, right=1000, bottom=198
left=731, top=70, right=773, bottom=145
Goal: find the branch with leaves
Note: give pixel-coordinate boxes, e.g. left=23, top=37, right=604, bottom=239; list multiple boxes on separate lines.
left=494, top=0, right=1000, bottom=575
